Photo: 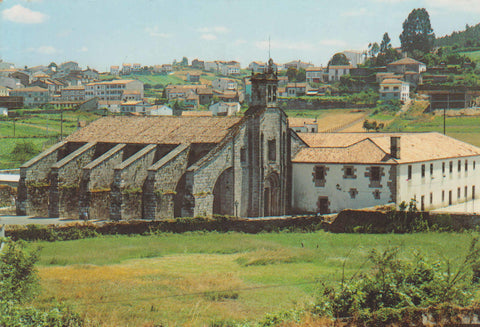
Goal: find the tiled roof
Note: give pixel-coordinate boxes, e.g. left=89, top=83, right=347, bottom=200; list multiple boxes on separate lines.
left=66, top=116, right=241, bottom=144
left=381, top=78, right=404, bottom=85
left=294, top=132, right=480, bottom=164
left=305, top=67, right=324, bottom=71
left=181, top=111, right=213, bottom=117
left=11, top=86, right=48, bottom=92
left=388, top=57, right=425, bottom=66
left=62, top=85, right=85, bottom=90
left=329, top=65, right=353, bottom=69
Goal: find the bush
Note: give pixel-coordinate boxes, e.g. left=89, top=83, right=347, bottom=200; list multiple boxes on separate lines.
left=314, top=239, right=480, bottom=325
left=11, top=140, right=39, bottom=163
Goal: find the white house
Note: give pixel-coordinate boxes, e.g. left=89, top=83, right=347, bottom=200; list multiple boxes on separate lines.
left=120, top=99, right=152, bottom=114
left=292, top=132, right=480, bottom=214
left=342, top=50, right=366, bottom=67
left=148, top=105, right=173, bottom=116
left=328, top=65, right=353, bottom=82
left=110, top=66, right=120, bottom=76
left=306, top=67, right=327, bottom=84
left=212, top=78, right=237, bottom=92
left=379, top=79, right=410, bottom=102
left=85, top=79, right=144, bottom=101
left=288, top=118, right=318, bottom=133
left=209, top=102, right=240, bottom=116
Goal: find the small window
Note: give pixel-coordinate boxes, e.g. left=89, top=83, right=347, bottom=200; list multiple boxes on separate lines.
left=458, top=160, right=461, bottom=172
left=449, top=161, right=453, bottom=173
left=349, top=188, right=358, bottom=199
left=268, top=139, right=276, bottom=161
left=370, top=167, right=381, bottom=181
left=373, top=190, right=381, bottom=199
left=421, top=164, right=425, bottom=178
left=442, top=162, right=445, bottom=175
left=344, top=166, right=355, bottom=178
left=408, top=165, right=412, bottom=180
left=430, top=163, right=433, bottom=176
left=430, top=192, right=433, bottom=204
left=442, top=190, right=445, bottom=202
left=458, top=187, right=461, bottom=199
left=465, top=186, right=468, bottom=198
left=474, top=161, right=476, bottom=170
left=465, top=160, right=468, bottom=172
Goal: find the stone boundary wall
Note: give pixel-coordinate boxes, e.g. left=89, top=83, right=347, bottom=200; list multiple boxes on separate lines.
left=0, top=184, right=16, bottom=207
left=278, top=98, right=376, bottom=110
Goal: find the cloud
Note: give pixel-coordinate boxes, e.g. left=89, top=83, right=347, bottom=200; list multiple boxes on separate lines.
left=341, top=8, right=370, bottom=17
left=2, top=4, right=47, bottom=24
left=425, top=0, right=480, bottom=13
left=145, top=26, right=172, bottom=38
left=197, top=26, right=229, bottom=34
left=201, top=34, right=217, bottom=41
left=319, top=39, right=348, bottom=47
left=28, top=45, right=58, bottom=55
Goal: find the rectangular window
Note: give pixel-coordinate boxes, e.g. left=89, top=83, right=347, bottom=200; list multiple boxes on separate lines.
left=465, top=186, right=468, bottom=198
left=408, top=165, right=412, bottom=180
left=315, top=166, right=325, bottom=181
left=421, top=195, right=425, bottom=211
left=344, top=166, right=355, bottom=178
left=458, top=160, right=461, bottom=172
left=442, top=190, right=445, bottom=202
left=465, top=160, right=468, bottom=172
left=421, top=164, right=425, bottom=178
left=449, top=161, right=453, bottom=173
left=268, top=139, right=276, bottom=161
left=473, top=186, right=476, bottom=199
left=430, top=192, right=433, bottom=204
left=458, top=187, right=461, bottom=199
left=370, top=167, right=381, bottom=181
left=430, top=163, right=433, bottom=176
left=474, top=161, right=476, bottom=170
left=442, top=162, right=445, bottom=175
left=449, top=190, right=452, bottom=205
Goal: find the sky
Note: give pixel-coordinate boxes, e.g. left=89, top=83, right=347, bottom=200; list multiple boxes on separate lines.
left=1, top=0, right=480, bottom=71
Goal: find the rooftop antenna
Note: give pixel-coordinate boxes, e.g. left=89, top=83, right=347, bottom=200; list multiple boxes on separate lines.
left=268, top=36, right=271, bottom=60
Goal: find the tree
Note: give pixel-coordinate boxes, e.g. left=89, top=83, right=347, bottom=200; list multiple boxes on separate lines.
left=328, top=53, right=350, bottom=66
left=181, top=57, right=188, bottom=66
left=296, top=68, right=306, bottom=82
left=368, top=42, right=380, bottom=58
left=380, top=32, right=392, bottom=54
left=11, top=140, right=38, bottom=164
left=286, top=67, right=298, bottom=82
left=400, top=8, right=435, bottom=54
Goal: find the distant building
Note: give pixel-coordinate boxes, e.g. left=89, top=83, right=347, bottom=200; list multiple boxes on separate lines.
left=186, top=72, right=200, bottom=83
left=191, top=59, right=205, bottom=69
left=288, top=118, right=318, bottom=133
left=306, top=67, right=327, bottom=84
left=284, top=60, right=313, bottom=70
left=328, top=65, right=353, bottom=82
left=148, top=105, right=173, bottom=116
left=121, top=63, right=132, bottom=75
left=121, top=100, right=152, bottom=114
left=110, top=66, right=120, bottom=76
left=10, top=86, right=49, bottom=107
left=59, top=61, right=80, bottom=73
left=342, top=50, right=366, bottom=67
left=209, top=101, right=240, bottom=116
left=387, top=57, right=426, bottom=74
left=212, top=78, right=237, bottom=92
left=379, top=79, right=410, bottom=102
left=61, top=85, right=85, bottom=101
left=85, top=79, right=144, bottom=101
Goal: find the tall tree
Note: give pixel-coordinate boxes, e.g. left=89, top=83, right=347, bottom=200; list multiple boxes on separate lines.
left=380, top=33, right=392, bottom=54
left=399, top=8, right=435, bottom=54
left=368, top=42, right=380, bottom=58
left=328, top=53, right=350, bottom=66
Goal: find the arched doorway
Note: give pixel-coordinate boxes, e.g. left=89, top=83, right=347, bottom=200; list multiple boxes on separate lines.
left=174, top=173, right=189, bottom=218
left=264, top=172, right=280, bottom=217
left=213, top=167, right=234, bottom=216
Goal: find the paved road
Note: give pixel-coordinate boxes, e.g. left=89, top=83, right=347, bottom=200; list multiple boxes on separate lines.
left=0, top=215, right=79, bottom=225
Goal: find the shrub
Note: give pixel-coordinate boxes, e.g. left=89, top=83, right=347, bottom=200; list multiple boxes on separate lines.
left=314, top=239, right=480, bottom=324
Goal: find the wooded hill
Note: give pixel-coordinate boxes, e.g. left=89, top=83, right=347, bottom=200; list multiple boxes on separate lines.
left=435, top=23, right=480, bottom=48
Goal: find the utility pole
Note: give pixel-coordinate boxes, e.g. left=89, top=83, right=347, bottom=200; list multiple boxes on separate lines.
left=60, top=108, right=63, bottom=139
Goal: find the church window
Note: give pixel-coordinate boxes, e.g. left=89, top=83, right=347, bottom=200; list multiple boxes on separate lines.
left=240, top=147, right=247, bottom=163
left=268, top=139, right=276, bottom=161
left=370, top=166, right=381, bottom=181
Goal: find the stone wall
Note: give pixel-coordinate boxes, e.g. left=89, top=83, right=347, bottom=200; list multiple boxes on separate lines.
left=16, top=141, right=67, bottom=216
left=79, top=144, right=126, bottom=220
left=110, top=144, right=157, bottom=220
left=278, top=98, right=375, bottom=110
left=0, top=184, right=16, bottom=207
left=143, top=144, right=191, bottom=220
left=49, top=142, right=97, bottom=218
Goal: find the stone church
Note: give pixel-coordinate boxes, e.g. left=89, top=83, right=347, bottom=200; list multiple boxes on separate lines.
left=17, top=60, right=299, bottom=219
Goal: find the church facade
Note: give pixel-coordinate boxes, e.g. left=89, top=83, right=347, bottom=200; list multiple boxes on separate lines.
left=16, top=61, right=293, bottom=219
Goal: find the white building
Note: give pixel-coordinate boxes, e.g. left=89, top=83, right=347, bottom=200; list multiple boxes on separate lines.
left=328, top=65, right=353, bottom=82
left=85, top=79, right=144, bottom=101
left=306, top=67, right=326, bottom=84
left=379, top=79, right=410, bottom=102
left=292, top=132, right=480, bottom=214
left=342, top=50, right=366, bottom=67
left=212, top=78, right=237, bottom=92
left=209, top=101, right=240, bottom=116
left=110, top=66, right=120, bottom=76
left=220, top=64, right=240, bottom=76
left=148, top=105, right=173, bottom=116
left=120, top=100, right=152, bottom=114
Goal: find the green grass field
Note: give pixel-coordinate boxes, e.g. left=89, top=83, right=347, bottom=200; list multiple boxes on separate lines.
left=30, top=231, right=479, bottom=326
left=459, top=50, right=480, bottom=62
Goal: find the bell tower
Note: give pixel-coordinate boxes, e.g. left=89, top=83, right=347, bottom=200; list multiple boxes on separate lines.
left=248, top=58, right=278, bottom=112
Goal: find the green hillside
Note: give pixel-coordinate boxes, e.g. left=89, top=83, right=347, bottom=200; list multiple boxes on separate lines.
left=435, top=23, right=480, bottom=49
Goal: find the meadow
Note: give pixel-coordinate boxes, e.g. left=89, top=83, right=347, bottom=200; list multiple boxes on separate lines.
left=30, top=231, right=480, bottom=326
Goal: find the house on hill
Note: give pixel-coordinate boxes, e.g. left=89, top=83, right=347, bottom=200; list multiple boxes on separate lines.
left=17, top=59, right=290, bottom=220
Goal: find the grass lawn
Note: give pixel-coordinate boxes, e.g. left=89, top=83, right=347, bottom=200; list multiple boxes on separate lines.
left=459, top=50, right=480, bottom=62
left=31, top=231, right=479, bottom=326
